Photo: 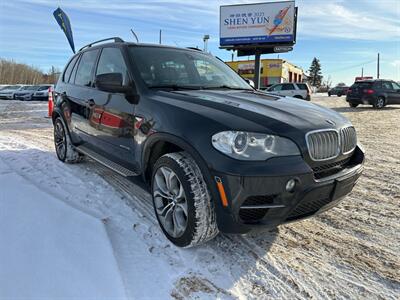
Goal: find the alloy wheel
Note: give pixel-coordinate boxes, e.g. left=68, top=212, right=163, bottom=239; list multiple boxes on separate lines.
left=153, top=166, right=188, bottom=238
left=54, top=121, right=66, bottom=160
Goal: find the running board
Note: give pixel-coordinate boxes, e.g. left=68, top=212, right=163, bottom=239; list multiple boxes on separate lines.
left=75, top=145, right=138, bottom=177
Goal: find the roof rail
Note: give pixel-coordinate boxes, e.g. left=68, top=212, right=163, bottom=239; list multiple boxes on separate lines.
left=78, top=37, right=124, bottom=52
left=186, top=47, right=202, bottom=51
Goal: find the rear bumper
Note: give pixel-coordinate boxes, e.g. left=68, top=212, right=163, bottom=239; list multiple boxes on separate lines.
left=211, top=145, right=365, bottom=234
left=346, top=95, right=376, bottom=104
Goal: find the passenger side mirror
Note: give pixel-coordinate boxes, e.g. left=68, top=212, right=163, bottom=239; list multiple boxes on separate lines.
left=95, top=73, right=139, bottom=104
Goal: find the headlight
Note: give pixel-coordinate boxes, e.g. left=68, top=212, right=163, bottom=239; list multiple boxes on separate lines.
left=212, top=131, right=300, bottom=160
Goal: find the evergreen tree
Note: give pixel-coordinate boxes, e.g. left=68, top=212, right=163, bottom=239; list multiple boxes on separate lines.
left=308, top=57, right=323, bottom=87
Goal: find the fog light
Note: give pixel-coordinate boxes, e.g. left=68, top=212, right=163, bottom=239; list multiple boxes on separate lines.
left=286, top=179, right=296, bottom=192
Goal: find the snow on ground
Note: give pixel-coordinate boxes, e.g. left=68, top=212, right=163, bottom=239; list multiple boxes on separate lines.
left=0, top=97, right=399, bottom=299
left=0, top=160, right=126, bottom=299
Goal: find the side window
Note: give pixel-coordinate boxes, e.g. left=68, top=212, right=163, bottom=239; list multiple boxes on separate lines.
left=38, top=86, right=50, bottom=91
left=96, top=47, right=129, bottom=85
left=272, top=84, right=282, bottom=91
left=75, top=50, right=99, bottom=87
left=297, top=84, right=308, bottom=90
left=391, top=82, right=400, bottom=90
left=282, top=84, right=295, bottom=90
left=63, top=55, right=78, bottom=82
left=382, top=81, right=393, bottom=90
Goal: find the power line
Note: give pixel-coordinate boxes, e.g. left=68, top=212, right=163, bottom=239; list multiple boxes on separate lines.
left=325, top=59, right=375, bottom=74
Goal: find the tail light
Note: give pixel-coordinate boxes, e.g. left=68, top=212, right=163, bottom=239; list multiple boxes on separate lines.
left=363, top=89, right=375, bottom=94
left=347, top=89, right=352, bottom=94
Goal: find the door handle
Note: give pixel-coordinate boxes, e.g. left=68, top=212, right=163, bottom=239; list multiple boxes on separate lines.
left=86, top=99, right=96, bottom=107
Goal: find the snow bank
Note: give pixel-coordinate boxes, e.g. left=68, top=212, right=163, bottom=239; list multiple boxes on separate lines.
left=0, top=165, right=127, bottom=299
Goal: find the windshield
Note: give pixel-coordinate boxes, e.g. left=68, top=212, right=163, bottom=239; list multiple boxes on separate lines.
left=129, top=46, right=252, bottom=90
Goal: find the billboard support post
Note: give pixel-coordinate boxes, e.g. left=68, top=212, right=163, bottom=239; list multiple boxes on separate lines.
left=254, top=49, right=261, bottom=89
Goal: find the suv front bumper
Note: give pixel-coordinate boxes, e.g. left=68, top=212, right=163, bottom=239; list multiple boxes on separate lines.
left=210, top=145, right=365, bottom=234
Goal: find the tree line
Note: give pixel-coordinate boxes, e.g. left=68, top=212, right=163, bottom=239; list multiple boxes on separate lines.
left=0, top=58, right=60, bottom=85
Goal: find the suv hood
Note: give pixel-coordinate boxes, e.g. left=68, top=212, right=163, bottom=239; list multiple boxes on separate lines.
left=168, top=89, right=350, bottom=132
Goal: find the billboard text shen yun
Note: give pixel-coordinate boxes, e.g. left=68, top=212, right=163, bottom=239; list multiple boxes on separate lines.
left=220, top=1, right=295, bottom=47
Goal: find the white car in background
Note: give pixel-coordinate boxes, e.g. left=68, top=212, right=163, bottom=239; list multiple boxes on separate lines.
left=0, top=85, right=23, bottom=99
left=32, top=84, right=53, bottom=101
left=265, top=82, right=311, bottom=101
left=13, top=85, right=41, bottom=101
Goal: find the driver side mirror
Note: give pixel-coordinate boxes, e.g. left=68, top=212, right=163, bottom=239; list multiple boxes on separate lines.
left=95, top=73, right=139, bottom=104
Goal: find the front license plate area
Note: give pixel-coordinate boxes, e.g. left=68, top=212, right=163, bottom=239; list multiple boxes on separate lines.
left=332, top=176, right=357, bottom=200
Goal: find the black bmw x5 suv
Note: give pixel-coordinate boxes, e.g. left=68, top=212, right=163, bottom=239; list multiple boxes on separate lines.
left=52, top=37, right=365, bottom=247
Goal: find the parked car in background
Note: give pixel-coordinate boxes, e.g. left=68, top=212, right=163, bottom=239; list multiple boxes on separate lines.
left=328, top=86, right=349, bottom=97
left=14, top=85, right=43, bottom=101
left=0, top=85, right=13, bottom=91
left=265, top=83, right=311, bottom=100
left=32, top=85, right=53, bottom=100
left=346, top=79, right=400, bottom=109
left=52, top=38, right=364, bottom=247
left=0, top=85, right=23, bottom=99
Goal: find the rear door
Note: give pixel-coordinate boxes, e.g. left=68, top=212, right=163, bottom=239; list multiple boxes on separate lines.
left=89, top=46, right=137, bottom=166
left=67, top=49, right=100, bottom=143
left=281, top=83, right=296, bottom=97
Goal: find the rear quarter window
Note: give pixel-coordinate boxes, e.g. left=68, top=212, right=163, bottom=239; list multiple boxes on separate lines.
left=297, top=84, right=308, bottom=90
left=63, top=55, right=79, bottom=83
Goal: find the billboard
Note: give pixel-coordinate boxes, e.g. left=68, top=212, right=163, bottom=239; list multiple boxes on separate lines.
left=220, top=1, right=296, bottom=47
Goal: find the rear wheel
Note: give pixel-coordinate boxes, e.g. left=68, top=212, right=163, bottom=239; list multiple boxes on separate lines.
left=373, top=97, right=385, bottom=109
left=151, top=152, right=218, bottom=247
left=349, top=102, right=359, bottom=108
left=54, top=118, right=83, bottom=163
left=293, top=95, right=303, bottom=99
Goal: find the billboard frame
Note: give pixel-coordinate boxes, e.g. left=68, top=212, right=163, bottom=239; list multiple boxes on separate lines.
left=219, top=2, right=298, bottom=89
left=219, top=1, right=297, bottom=52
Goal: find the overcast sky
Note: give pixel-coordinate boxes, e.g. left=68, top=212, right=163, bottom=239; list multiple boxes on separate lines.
left=0, top=0, right=399, bottom=85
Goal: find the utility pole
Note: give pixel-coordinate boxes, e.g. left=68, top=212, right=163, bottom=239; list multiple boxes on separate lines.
left=254, top=49, right=262, bottom=89
left=377, top=53, right=380, bottom=79
left=159, top=30, right=162, bottom=45
left=361, top=67, right=364, bottom=77
left=231, top=51, right=234, bottom=62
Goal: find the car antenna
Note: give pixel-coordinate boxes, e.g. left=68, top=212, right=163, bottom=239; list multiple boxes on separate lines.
left=130, top=29, right=139, bottom=43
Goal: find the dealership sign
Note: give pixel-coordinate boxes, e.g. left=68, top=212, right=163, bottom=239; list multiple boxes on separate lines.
left=220, top=1, right=295, bottom=46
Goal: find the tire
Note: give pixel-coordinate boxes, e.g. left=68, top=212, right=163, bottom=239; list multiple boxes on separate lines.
left=53, top=117, right=83, bottom=163
left=328, top=93, right=331, bottom=97
left=293, top=95, right=303, bottom=99
left=151, top=152, right=218, bottom=248
left=373, top=97, right=385, bottom=109
left=349, top=102, right=359, bottom=108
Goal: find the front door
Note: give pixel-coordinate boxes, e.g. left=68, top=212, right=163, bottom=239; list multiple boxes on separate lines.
left=389, top=81, right=400, bottom=104
left=89, top=46, right=137, bottom=167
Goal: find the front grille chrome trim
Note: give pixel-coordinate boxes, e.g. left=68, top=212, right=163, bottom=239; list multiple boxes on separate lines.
left=306, top=129, right=340, bottom=161
left=340, top=126, right=357, bottom=155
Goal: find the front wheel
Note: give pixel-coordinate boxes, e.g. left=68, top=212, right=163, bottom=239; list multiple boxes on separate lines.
left=349, top=102, right=359, bottom=108
left=151, top=152, right=218, bottom=247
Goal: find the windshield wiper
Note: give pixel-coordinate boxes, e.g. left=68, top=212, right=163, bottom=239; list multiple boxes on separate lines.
left=202, top=85, right=252, bottom=91
left=148, top=84, right=202, bottom=90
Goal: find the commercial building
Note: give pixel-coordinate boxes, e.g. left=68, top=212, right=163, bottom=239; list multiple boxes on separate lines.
left=226, top=59, right=304, bottom=88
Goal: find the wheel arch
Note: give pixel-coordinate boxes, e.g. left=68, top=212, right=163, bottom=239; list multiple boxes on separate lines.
left=141, top=133, right=210, bottom=185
